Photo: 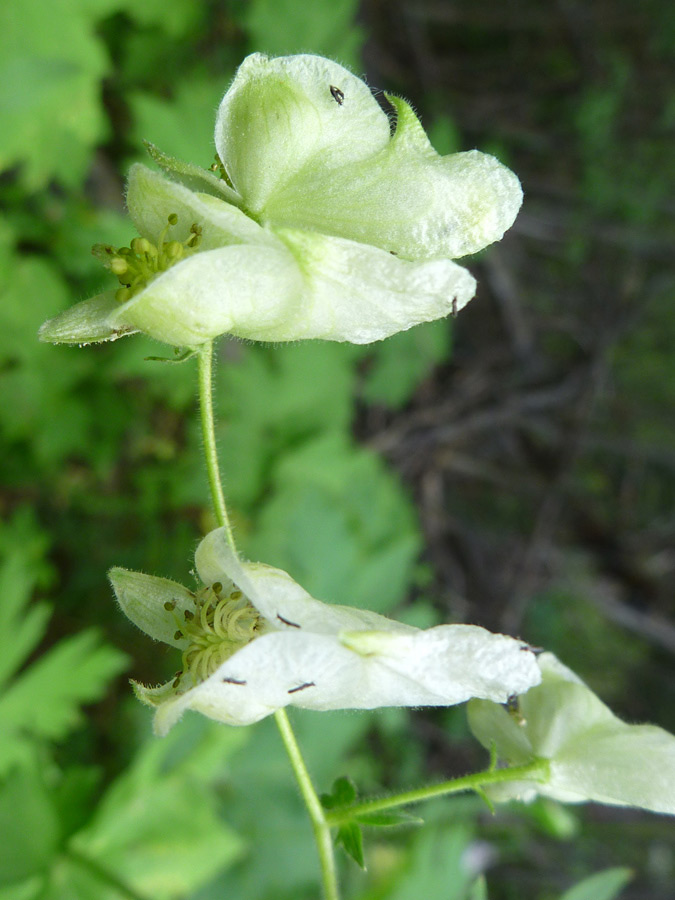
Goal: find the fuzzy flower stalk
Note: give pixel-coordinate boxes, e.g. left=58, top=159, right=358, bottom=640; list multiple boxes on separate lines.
left=110, top=527, right=541, bottom=733
left=40, top=53, right=523, bottom=349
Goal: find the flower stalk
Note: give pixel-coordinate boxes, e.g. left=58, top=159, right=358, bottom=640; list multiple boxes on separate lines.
left=196, top=340, right=339, bottom=899
left=275, top=708, right=340, bottom=900
left=197, top=341, right=234, bottom=547
left=324, top=758, right=551, bottom=828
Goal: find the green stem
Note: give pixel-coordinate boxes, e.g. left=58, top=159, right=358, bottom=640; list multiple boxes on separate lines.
left=65, top=848, right=149, bottom=900
left=196, top=340, right=339, bottom=899
left=197, top=341, right=235, bottom=546
left=326, top=758, right=550, bottom=827
left=275, top=709, right=340, bottom=900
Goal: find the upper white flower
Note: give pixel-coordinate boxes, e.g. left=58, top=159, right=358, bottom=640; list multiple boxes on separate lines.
left=110, top=527, right=540, bottom=733
left=40, top=53, right=523, bottom=349
left=468, top=653, right=675, bottom=815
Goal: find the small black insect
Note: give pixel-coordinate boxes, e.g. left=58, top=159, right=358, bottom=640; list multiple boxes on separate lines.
left=288, top=682, right=316, bottom=695
left=277, top=613, right=301, bottom=628
left=451, top=298, right=458, bottom=318
left=330, top=85, right=344, bottom=105
left=222, top=676, right=247, bottom=685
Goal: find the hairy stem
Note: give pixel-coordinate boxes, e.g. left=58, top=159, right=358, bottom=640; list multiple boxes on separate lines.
left=325, top=758, right=550, bottom=827
left=197, top=341, right=235, bottom=545
left=275, top=709, right=340, bottom=900
left=196, top=340, right=340, bottom=899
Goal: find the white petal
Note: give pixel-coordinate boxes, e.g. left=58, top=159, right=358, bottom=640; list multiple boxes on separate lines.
left=265, top=96, right=523, bottom=261
left=469, top=652, right=675, bottom=815
left=340, top=625, right=541, bottom=704
left=106, top=242, right=304, bottom=348
left=149, top=625, right=539, bottom=731
left=550, top=723, right=675, bottom=814
left=38, top=292, right=135, bottom=345
left=215, top=53, right=391, bottom=213
left=109, top=568, right=193, bottom=648
left=275, top=228, right=476, bottom=343
left=126, top=164, right=271, bottom=250
left=195, top=527, right=413, bottom=634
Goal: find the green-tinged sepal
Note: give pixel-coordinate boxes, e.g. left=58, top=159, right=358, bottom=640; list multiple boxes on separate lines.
left=38, top=293, right=135, bottom=345
left=109, top=568, right=195, bottom=648
left=215, top=53, right=392, bottom=214
left=468, top=653, right=675, bottom=815
left=143, top=141, right=244, bottom=208
left=265, top=94, right=523, bottom=261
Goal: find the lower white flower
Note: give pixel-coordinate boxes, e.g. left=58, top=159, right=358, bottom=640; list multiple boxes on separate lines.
left=468, top=653, right=675, bottom=815
left=110, top=527, right=541, bottom=733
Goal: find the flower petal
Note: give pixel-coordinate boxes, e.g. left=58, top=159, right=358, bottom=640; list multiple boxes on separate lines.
left=144, top=624, right=539, bottom=732
left=215, top=53, right=391, bottom=214
left=106, top=242, right=304, bottom=348
left=275, top=228, right=476, bottom=343
left=126, top=164, right=271, bottom=250
left=469, top=653, right=675, bottom=815
left=195, top=527, right=413, bottom=634
left=340, top=625, right=541, bottom=705
left=266, top=96, right=522, bottom=261
left=38, top=292, right=135, bottom=345
left=109, top=567, right=194, bottom=648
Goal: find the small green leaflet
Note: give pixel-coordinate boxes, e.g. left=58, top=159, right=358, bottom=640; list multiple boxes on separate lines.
left=0, top=511, right=128, bottom=775
left=558, top=867, right=633, bottom=900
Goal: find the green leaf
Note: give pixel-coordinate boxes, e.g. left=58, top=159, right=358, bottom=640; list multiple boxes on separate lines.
left=355, top=810, right=424, bottom=828
left=215, top=342, right=357, bottom=509
left=379, top=822, right=474, bottom=900
left=241, top=0, right=364, bottom=70
left=129, top=77, right=226, bottom=174
left=0, top=0, right=109, bottom=188
left=116, top=0, right=203, bottom=37
left=0, top=877, right=44, bottom=900
left=0, top=767, right=60, bottom=886
left=247, top=432, right=421, bottom=613
left=71, top=718, right=244, bottom=900
left=361, top=319, right=452, bottom=409
left=0, top=554, right=51, bottom=690
left=322, top=775, right=357, bottom=810
left=0, top=630, right=128, bottom=774
left=559, top=868, right=633, bottom=900
left=336, top=823, right=365, bottom=869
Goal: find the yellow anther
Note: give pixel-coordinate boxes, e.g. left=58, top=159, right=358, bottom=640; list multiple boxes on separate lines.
left=165, top=241, right=183, bottom=260
left=131, top=237, right=152, bottom=255
left=95, top=211, right=202, bottom=305
left=110, top=257, right=128, bottom=275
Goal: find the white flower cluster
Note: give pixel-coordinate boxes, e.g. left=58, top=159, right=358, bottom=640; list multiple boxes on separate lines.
left=111, top=528, right=541, bottom=732
left=40, top=53, right=522, bottom=349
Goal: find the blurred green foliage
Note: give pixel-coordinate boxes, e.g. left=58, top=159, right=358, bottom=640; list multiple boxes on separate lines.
left=0, top=0, right=672, bottom=898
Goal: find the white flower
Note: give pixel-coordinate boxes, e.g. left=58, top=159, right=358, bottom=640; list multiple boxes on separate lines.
left=468, top=653, right=675, bottom=815
left=40, top=53, right=523, bottom=349
left=110, top=527, right=540, bottom=733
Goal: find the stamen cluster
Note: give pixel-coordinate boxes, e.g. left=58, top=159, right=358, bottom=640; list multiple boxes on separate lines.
left=166, top=583, right=262, bottom=687
left=93, top=214, right=203, bottom=303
